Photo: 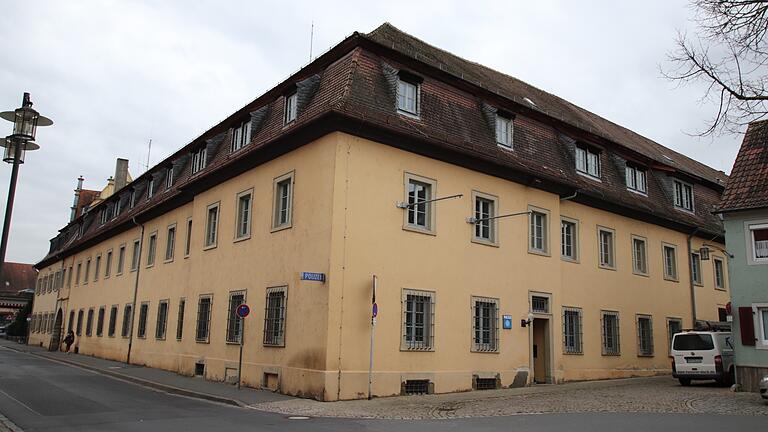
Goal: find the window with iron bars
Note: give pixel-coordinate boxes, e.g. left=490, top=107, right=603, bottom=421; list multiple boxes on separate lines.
left=263, top=287, right=287, bottom=346
left=108, top=305, right=117, bottom=337
left=472, top=297, right=499, bottom=352
left=226, top=291, right=246, bottom=343
left=195, top=296, right=212, bottom=342
left=563, top=307, right=583, bottom=354
left=155, top=300, right=169, bottom=340
left=637, top=315, right=654, bottom=356
left=601, top=311, right=620, bottom=355
left=121, top=304, right=132, bottom=338
left=137, top=303, right=149, bottom=339
left=176, top=299, right=185, bottom=341
left=531, top=295, right=549, bottom=314
left=401, top=289, right=434, bottom=350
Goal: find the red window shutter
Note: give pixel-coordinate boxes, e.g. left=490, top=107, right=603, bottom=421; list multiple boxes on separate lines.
left=739, top=307, right=756, bottom=346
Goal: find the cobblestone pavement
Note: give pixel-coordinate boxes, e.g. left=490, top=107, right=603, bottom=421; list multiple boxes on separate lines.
left=251, top=376, right=768, bottom=419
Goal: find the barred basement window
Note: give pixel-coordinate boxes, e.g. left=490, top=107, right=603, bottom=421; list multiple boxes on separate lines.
left=155, top=300, right=168, bottom=340
left=226, top=291, right=246, bottom=343
left=472, top=297, right=499, bottom=352
left=601, top=311, right=620, bottom=356
left=137, top=303, right=149, bottom=339
left=403, top=379, right=430, bottom=395
left=108, top=305, right=117, bottom=337
left=195, top=296, right=212, bottom=342
left=637, top=315, right=654, bottom=356
left=96, top=307, right=105, bottom=337
left=86, top=308, right=94, bottom=336
left=563, top=307, right=583, bottom=354
left=263, top=286, right=287, bottom=346
left=121, top=304, right=133, bottom=338
left=401, top=289, right=434, bottom=350
left=176, top=299, right=185, bottom=340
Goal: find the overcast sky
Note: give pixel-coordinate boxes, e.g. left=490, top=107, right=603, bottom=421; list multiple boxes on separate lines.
left=0, top=0, right=744, bottom=264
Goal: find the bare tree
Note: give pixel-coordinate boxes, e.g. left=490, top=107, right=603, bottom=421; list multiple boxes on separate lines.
left=664, top=0, right=768, bottom=135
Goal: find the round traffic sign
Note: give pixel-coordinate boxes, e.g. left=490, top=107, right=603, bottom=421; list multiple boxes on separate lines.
left=236, top=304, right=250, bottom=318
left=372, top=302, right=378, bottom=318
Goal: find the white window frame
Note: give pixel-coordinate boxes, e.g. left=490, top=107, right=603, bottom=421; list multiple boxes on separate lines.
left=272, top=172, right=294, bottom=232
left=284, top=91, right=298, bottom=124
left=560, top=217, right=579, bottom=262
left=662, top=243, right=679, bottom=281
left=601, top=310, right=621, bottom=356
left=165, top=168, right=173, bottom=190
left=401, top=289, right=435, bottom=351
left=495, top=114, right=513, bottom=148
left=575, top=145, right=601, bottom=179
left=471, top=191, right=498, bottom=246
left=235, top=189, right=253, bottom=241
left=116, top=244, right=126, bottom=276
left=528, top=206, right=550, bottom=256
left=184, top=217, right=193, bottom=258
left=403, top=173, right=437, bottom=235
left=691, top=251, right=702, bottom=285
left=191, top=147, right=207, bottom=174
left=631, top=235, right=648, bottom=276
left=713, top=256, right=726, bottom=290
left=204, top=202, right=220, bottom=249
left=753, top=303, right=768, bottom=349
left=636, top=314, right=654, bottom=357
left=146, top=231, right=157, bottom=267
left=165, top=223, right=176, bottom=262
left=231, top=119, right=252, bottom=152
left=396, top=78, right=420, bottom=117
left=563, top=307, right=583, bottom=355
left=625, top=165, right=647, bottom=194
left=471, top=296, right=499, bottom=353
left=672, top=179, right=694, bottom=212
left=155, top=299, right=169, bottom=340
left=597, top=226, right=616, bottom=270
left=94, top=254, right=101, bottom=281
left=746, top=221, right=768, bottom=265
left=130, top=239, right=141, bottom=272
left=147, top=179, right=155, bottom=200
left=104, top=249, right=113, bottom=278
left=84, top=258, right=91, bottom=284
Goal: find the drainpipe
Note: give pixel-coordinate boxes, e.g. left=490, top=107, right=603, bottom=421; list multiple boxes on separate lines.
left=126, top=217, right=144, bottom=365
left=686, top=228, right=700, bottom=327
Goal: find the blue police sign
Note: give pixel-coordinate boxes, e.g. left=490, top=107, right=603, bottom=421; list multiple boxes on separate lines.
left=236, top=304, right=250, bottom=318
left=301, top=272, right=325, bottom=282
left=503, top=315, right=513, bottom=329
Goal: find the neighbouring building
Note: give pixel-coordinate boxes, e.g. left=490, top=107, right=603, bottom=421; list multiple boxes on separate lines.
left=717, top=120, right=768, bottom=392
left=0, top=262, right=37, bottom=326
left=29, top=23, right=731, bottom=400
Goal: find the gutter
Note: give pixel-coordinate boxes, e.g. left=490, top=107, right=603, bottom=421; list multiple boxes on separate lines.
left=126, top=217, right=144, bottom=365
left=686, top=228, right=700, bottom=326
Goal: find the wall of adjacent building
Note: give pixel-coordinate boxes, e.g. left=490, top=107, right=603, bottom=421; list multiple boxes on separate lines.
left=724, top=210, right=768, bottom=392
left=327, top=133, right=729, bottom=400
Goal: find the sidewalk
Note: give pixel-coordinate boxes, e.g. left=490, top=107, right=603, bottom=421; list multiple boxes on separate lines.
left=0, top=339, right=290, bottom=408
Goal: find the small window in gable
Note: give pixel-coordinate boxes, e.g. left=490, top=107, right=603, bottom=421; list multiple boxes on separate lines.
left=575, top=145, right=600, bottom=179
left=672, top=179, right=694, bottom=212
left=191, top=147, right=207, bottom=174
left=495, top=114, right=513, bottom=148
left=284, top=91, right=298, bottom=124
left=625, top=164, right=647, bottom=194
left=231, top=119, right=251, bottom=152
left=165, top=167, right=173, bottom=189
left=397, top=75, right=420, bottom=116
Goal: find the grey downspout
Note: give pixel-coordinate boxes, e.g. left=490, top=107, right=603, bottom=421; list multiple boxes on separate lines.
left=686, top=228, right=700, bottom=327
left=126, top=217, right=144, bottom=365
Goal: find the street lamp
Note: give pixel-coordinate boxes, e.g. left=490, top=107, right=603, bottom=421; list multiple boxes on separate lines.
left=0, top=93, right=53, bottom=282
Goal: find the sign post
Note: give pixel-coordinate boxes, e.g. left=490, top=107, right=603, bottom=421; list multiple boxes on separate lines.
left=368, top=275, right=377, bottom=400
left=235, top=303, right=250, bottom=390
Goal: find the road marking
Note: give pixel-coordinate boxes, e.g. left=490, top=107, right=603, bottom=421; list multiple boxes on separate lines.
left=288, top=416, right=310, bottom=420
left=0, top=388, right=42, bottom=416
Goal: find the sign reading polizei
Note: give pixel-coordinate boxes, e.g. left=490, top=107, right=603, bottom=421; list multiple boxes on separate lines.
left=300, top=272, right=325, bottom=282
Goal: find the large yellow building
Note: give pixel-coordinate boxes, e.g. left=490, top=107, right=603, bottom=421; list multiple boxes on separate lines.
left=29, top=24, right=731, bottom=400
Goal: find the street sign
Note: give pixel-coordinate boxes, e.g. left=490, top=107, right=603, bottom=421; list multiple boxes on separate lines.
left=301, top=272, right=325, bottom=282
left=503, top=315, right=512, bottom=329
left=236, top=304, right=250, bottom=318
left=372, top=302, right=378, bottom=318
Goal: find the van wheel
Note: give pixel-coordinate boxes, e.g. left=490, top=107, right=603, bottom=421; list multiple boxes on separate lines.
left=679, top=378, right=691, bottom=386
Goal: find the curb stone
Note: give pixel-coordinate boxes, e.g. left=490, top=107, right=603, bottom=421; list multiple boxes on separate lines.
left=2, top=344, right=245, bottom=408
left=0, top=414, right=23, bottom=432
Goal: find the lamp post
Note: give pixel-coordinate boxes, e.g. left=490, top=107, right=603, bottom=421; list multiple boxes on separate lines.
left=0, top=93, right=53, bottom=282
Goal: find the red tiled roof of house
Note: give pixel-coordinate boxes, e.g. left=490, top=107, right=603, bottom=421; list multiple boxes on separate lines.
left=74, top=189, right=100, bottom=218
left=718, top=120, right=768, bottom=212
left=1, top=262, right=38, bottom=294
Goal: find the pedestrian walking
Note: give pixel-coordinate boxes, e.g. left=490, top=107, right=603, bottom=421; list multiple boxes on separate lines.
left=63, top=330, right=75, bottom=353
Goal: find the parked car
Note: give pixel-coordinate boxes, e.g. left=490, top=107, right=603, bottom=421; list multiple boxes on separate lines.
left=671, top=330, right=734, bottom=386
left=760, top=375, right=767, bottom=402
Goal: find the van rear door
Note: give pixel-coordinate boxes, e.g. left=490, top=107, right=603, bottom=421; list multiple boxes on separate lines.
left=672, top=333, right=717, bottom=375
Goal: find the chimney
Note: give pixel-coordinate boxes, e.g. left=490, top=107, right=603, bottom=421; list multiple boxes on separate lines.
left=70, top=176, right=84, bottom=222
left=114, top=158, right=129, bottom=192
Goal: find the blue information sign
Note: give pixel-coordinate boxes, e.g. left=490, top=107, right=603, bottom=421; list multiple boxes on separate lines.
left=301, top=272, right=326, bottom=282
left=236, top=304, right=250, bottom=318
left=502, top=315, right=513, bottom=329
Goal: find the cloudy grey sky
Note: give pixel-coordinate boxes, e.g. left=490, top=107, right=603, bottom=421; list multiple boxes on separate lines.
left=0, top=0, right=744, bottom=264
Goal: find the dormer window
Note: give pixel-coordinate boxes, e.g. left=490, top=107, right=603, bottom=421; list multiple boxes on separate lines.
left=165, top=168, right=173, bottom=189
left=147, top=179, right=155, bottom=200
left=129, top=189, right=136, bottom=208
left=575, top=145, right=600, bottom=179
left=114, top=199, right=121, bottom=218
left=673, top=179, right=694, bottom=212
left=397, top=76, right=419, bottom=116
left=625, top=164, right=647, bottom=194
left=191, top=147, right=207, bottom=174
left=284, top=91, right=297, bottom=124
left=231, top=119, right=251, bottom=152
left=495, top=114, right=513, bottom=149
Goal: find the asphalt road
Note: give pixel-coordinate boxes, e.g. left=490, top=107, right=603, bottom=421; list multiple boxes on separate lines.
left=0, top=346, right=764, bottom=432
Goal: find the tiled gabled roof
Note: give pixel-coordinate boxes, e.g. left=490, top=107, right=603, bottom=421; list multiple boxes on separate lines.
left=718, top=120, right=768, bottom=212
left=1, top=262, right=37, bottom=294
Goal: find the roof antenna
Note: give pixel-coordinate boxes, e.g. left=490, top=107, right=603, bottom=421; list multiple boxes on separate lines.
left=143, top=138, right=152, bottom=173
left=309, top=21, right=314, bottom=62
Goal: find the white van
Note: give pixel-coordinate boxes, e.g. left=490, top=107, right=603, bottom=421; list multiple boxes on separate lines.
left=671, top=330, right=734, bottom=386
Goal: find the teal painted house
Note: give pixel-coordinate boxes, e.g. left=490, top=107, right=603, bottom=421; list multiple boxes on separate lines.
left=717, top=120, right=768, bottom=392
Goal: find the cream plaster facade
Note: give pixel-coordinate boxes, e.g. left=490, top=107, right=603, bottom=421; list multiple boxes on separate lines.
left=29, top=132, right=729, bottom=400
